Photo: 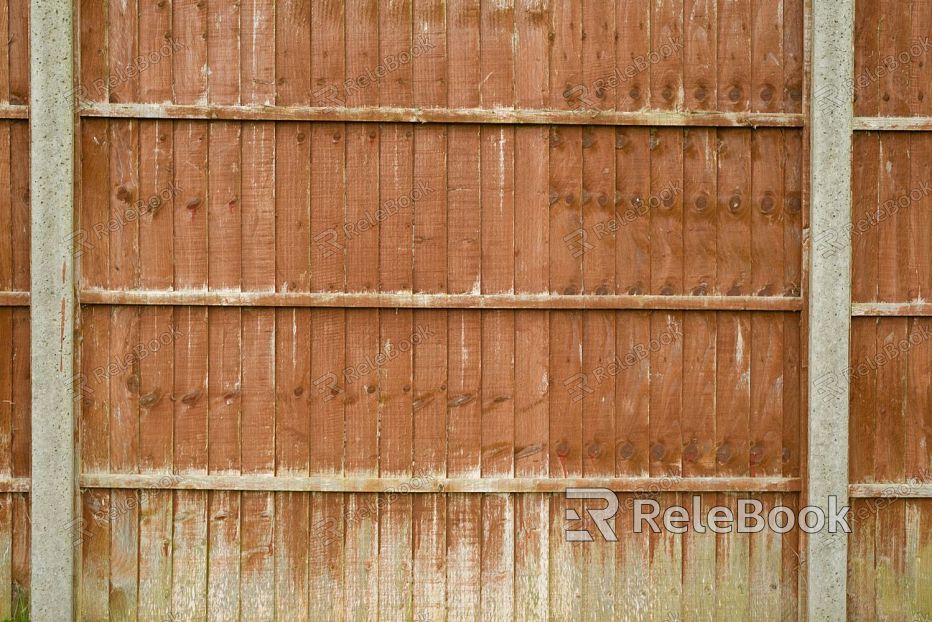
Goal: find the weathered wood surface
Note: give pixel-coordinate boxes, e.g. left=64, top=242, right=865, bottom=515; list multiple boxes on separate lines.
left=69, top=1, right=815, bottom=620
left=847, top=2, right=932, bottom=619
left=0, top=6, right=30, bottom=610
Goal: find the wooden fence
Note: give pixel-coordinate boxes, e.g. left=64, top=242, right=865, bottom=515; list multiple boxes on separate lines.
left=0, top=0, right=927, bottom=620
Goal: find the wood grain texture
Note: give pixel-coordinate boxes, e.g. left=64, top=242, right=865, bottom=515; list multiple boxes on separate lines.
left=67, top=2, right=816, bottom=619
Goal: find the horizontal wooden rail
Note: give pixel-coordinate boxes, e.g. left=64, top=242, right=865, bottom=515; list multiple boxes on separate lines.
left=80, top=473, right=802, bottom=494
left=0, top=104, right=29, bottom=119
left=851, top=301, right=932, bottom=317
left=849, top=483, right=932, bottom=498
left=853, top=116, right=932, bottom=131
left=0, top=291, right=30, bottom=306
left=0, top=478, right=32, bottom=493
left=80, top=102, right=806, bottom=128
left=79, top=289, right=803, bottom=311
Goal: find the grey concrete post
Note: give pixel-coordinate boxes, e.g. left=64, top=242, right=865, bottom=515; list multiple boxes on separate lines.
left=809, top=0, right=854, bottom=619
left=29, top=0, right=75, bottom=619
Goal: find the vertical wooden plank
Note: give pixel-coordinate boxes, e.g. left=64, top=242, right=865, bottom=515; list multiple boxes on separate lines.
left=7, top=0, right=27, bottom=107
left=107, top=75, right=141, bottom=620
left=751, top=129, right=784, bottom=296
left=79, top=0, right=110, bottom=105
left=783, top=129, right=802, bottom=299
left=852, top=0, right=879, bottom=118
left=79, top=306, right=110, bottom=620
left=445, top=2, right=481, bottom=619
left=877, top=134, right=910, bottom=305
left=0, top=493, right=10, bottom=619
left=445, top=309, right=482, bottom=620
left=581, top=0, right=615, bottom=294
left=615, top=127, right=651, bottom=296
left=783, top=0, right=803, bottom=113
left=851, top=133, right=879, bottom=303
left=341, top=2, right=380, bottom=619
left=684, top=0, right=717, bottom=110
left=0, top=305, right=10, bottom=617
left=478, top=5, right=516, bottom=617
left=411, top=3, right=448, bottom=617
left=650, top=128, right=684, bottom=296
left=750, top=0, right=783, bottom=112
left=206, top=315, right=242, bottom=618
left=138, top=0, right=173, bottom=104
left=513, top=8, right=550, bottom=616
left=908, top=134, right=932, bottom=303
left=308, top=8, right=347, bottom=616
left=548, top=309, right=582, bottom=619
left=205, top=9, right=245, bottom=599
left=8, top=123, right=27, bottom=294
left=873, top=318, right=908, bottom=618
left=136, top=11, right=176, bottom=601
left=749, top=312, right=784, bottom=616
left=171, top=309, right=209, bottom=621
left=614, top=312, right=651, bottom=620
left=717, top=0, right=751, bottom=112
left=173, top=0, right=208, bottom=105
left=615, top=1, right=650, bottom=112
left=548, top=0, right=582, bottom=296
left=684, top=128, right=717, bottom=296
left=80, top=119, right=110, bottom=291
left=0, top=1, right=12, bottom=104
left=905, top=318, right=931, bottom=486
left=239, top=306, right=275, bottom=621
left=377, top=3, right=415, bottom=617
left=650, top=0, right=684, bottom=111
left=108, top=304, right=141, bottom=620
left=272, top=6, right=312, bottom=618
left=648, top=312, right=683, bottom=620
left=681, top=313, right=716, bottom=621
left=716, top=129, right=751, bottom=296
left=715, top=313, right=750, bottom=619
left=10, top=308, right=28, bottom=608
left=168, top=22, right=211, bottom=605
left=0, top=124, right=9, bottom=291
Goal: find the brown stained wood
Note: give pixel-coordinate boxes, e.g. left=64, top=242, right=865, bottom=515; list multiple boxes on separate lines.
left=77, top=288, right=806, bottom=311
left=78, top=473, right=802, bottom=494
left=685, top=0, right=718, bottom=112
left=854, top=116, right=932, bottom=131
left=718, top=0, right=752, bottom=113
left=651, top=0, right=684, bottom=112
left=79, top=102, right=808, bottom=127
left=0, top=293, right=27, bottom=306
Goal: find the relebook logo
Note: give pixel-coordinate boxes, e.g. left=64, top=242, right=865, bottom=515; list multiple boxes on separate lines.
left=564, top=488, right=851, bottom=541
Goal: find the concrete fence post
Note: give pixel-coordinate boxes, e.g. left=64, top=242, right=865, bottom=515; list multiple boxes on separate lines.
left=29, top=0, right=76, bottom=619
left=809, top=0, right=854, bottom=619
